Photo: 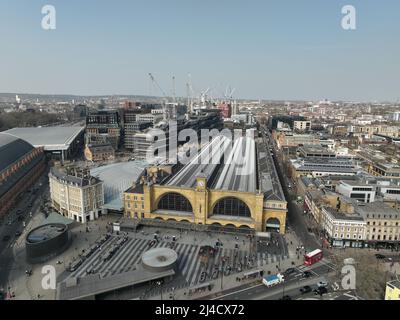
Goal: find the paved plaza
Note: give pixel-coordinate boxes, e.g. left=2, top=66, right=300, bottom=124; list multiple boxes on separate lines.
left=6, top=207, right=305, bottom=300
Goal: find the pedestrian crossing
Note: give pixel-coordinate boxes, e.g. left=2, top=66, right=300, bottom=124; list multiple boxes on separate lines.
left=67, top=236, right=286, bottom=286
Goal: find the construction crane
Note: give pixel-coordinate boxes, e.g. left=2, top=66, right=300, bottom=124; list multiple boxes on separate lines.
left=172, top=76, right=176, bottom=103
left=149, top=73, right=169, bottom=119
left=186, top=73, right=196, bottom=114
left=148, top=73, right=167, bottom=98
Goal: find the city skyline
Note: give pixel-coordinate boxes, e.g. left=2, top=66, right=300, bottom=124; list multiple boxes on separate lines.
left=0, top=0, right=400, bottom=101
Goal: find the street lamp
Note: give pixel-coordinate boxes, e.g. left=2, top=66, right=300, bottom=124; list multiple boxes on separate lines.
left=220, top=259, right=225, bottom=291
left=157, top=281, right=163, bottom=300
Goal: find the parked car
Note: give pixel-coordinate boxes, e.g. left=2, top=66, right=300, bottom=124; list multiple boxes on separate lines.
left=375, top=254, right=386, bottom=260
left=314, top=287, right=328, bottom=296
left=300, top=286, right=312, bottom=294
left=303, top=271, right=312, bottom=278
left=317, top=281, right=328, bottom=288
left=284, top=268, right=296, bottom=275
left=280, top=295, right=292, bottom=300
left=15, top=231, right=22, bottom=237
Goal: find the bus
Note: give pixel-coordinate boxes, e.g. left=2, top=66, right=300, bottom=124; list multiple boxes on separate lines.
left=304, top=249, right=323, bottom=266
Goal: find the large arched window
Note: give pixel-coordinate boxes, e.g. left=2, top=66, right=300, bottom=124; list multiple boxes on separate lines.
left=158, top=193, right=193, bottom=212
left=212, top=197, right=251, bottom=217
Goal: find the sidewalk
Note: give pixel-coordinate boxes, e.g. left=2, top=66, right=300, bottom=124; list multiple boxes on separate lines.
left=9, top=214, right=116, bottom=300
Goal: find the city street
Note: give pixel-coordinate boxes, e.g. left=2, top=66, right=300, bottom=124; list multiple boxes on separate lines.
left=0, top=171, right=49, bottom=292
left=211, top=261, right=336, bottom=300
left=261, top=126, right=320, bottom=251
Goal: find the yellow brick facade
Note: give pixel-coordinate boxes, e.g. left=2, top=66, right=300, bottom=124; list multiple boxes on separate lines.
left=124, top=177, right=287, bottom=234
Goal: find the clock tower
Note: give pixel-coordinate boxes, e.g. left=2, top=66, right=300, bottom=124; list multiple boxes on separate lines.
left=195, top=175, right=208, bottom=224
left=196, top=176, right=207, bottom=192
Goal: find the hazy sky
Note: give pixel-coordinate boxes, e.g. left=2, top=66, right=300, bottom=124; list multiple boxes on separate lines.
left=0, top=0, right=399, bottom=101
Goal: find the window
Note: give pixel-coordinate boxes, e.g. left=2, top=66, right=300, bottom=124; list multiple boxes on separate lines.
left=213, top=197, right=251, bottom=218
left=158, top=193, right=193, bottom=212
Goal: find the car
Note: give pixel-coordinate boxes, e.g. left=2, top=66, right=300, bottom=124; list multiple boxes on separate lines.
left=375, top=254, right=386, bottom=260
left=314, top=287, right=328, bottom=296
left=317, top=281, right=328, bottom=288
left=300, top=286, right=312, bottom=294
left=280, top=295, right=292, bottom=300
left=16, top=209, right=23, bottom=215
left=284, top=268, right=296, bottom=275
left=2, top=235, right=11, bottom=242
left=303, top=271, right=312, bottom=278
left=15, top=231, right=22, bottom=237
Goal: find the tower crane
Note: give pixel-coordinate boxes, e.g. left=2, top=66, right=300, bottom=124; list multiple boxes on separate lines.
left=148, top=73, right=169, bottom=120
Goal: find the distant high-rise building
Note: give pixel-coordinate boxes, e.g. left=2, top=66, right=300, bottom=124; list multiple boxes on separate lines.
left=85, top=110, right=122, bottom=149
left=392, top=111, right=400, bottom=122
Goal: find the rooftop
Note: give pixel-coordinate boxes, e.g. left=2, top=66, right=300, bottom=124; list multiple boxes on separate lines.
left=0, top=132, right=35, bottom=174
left=57, top=265, right=175, bottom=300
left=323, top=206, right=365, bottom=222
left=5, top=126, right=85, bottom=151
left=91, top=160, right=148, bottom=210
left=387, top=280, right=400, bottom=290
left=355, top=202, right=400, bottom=219
left=50, top=167, right=102, bottom=188
left=26, top=224, right=68, bottom=244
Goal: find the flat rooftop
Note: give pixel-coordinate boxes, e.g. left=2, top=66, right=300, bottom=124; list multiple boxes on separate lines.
left=355, top=202, right=400, bottom=219
left=323, top=207, right=365, bottom=222
left=57, top=265, right=175, bottom=300
left=27, top=224, right=67, bottom=243
left=5, top=126, right=85, bottom=151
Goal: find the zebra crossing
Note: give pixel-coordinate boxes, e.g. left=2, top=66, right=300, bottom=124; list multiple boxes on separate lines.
left=67, top=236, right=286, bottom=286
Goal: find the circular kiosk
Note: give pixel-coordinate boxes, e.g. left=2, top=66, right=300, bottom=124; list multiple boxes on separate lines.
left=25, top=223, right=71, bottom=264
left=141, top=247, right=178, bottom=272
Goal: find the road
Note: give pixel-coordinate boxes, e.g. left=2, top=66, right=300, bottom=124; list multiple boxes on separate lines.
left=0, top=170, right=49, bottom=291
left=212, top=261, right=334, bottom=300
left=260, top=126, right=320, bottom=251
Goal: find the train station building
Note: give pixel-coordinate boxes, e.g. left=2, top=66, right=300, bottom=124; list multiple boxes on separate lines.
left=124, top=134, right=287, bottom=234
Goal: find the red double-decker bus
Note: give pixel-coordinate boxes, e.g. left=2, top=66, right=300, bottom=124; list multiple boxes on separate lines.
left=304, top=249, right=323, bottom=266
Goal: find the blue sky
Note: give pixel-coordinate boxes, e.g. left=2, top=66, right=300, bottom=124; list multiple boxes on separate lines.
left=0, top=0, right=399, bottom=101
